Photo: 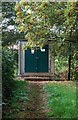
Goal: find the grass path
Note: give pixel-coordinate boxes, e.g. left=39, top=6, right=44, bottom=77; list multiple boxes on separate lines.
left=3, top=81, right=49, bottom=118
left=3, top=80, right=77, bottom=119
left=17, top=81, right=49, bottom=118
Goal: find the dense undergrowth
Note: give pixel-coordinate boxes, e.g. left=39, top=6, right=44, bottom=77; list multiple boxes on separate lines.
left=55, top=55, right=78, bottom=80
left=2, top=48, right=16, bottom=101
left=2, top=80, right=28, bottom=118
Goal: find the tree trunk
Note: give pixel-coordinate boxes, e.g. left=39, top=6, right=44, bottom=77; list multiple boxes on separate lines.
left=68, top=43, right=71, bottom=80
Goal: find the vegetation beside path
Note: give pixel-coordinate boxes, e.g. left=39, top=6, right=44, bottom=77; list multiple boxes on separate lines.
left=3, top=80, right=48, bottom=118
left=3, top=80, right=29, bottom=118
left=44, top=81, right=77, bottom=118
left=3, top=80, right=77, bottom=119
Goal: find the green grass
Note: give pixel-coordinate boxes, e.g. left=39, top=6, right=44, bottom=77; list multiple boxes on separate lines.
left=3, top=80, right=29, bottom=118
left=44, top=81, right=77, bottom=118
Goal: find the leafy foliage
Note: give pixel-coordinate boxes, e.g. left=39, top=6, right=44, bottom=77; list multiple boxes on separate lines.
left=15, top=2, right=50, bottom=48
left=15, top=1, right=78, bottom=49
left=55, top=53, right=78, bottom=80
left=2, top=2, right=24, bottom=47
left=2, top=47, right=15, bottom=100
left=2, top=80, right=28, bottom=118
left=2, top=3, right=20, bottom=102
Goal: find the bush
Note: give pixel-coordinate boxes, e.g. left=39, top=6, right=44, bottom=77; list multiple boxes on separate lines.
left=2, top=47, right=15, bottom=101
left=55, top=55, right=78, bottom=80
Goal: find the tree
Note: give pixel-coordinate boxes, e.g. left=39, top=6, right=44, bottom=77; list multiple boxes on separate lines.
left=2, top=3, right=22, bottom=102
left=2, top=2, right=24, bottom=47
left=15, top=1, right=78, bottom=48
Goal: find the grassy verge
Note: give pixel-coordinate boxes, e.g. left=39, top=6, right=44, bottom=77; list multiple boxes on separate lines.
left=44, top=81, right=77, bottom=118
left=3, top=80, right=29, bottom=118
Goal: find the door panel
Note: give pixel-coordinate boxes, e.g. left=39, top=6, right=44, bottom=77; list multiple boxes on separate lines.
left=25, top=45, right=48, bottom=72
left=37, top=45, right=48, bottom=72
left=25, top=49, right=37, bottom=72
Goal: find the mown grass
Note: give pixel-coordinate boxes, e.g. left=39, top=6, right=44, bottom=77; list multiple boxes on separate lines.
left=44, top=81, right=77, bottom=119
left=3, top=80, right=29, bottom=118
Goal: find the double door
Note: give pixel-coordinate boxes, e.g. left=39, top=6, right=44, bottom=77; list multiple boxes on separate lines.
left=25, top=45, right=48, bottom=72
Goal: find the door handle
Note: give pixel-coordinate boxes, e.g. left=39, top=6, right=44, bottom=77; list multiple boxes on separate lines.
left=36, top=57, right=39, bottom=60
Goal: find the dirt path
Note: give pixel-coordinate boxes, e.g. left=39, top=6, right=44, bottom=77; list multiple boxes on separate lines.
left=17, top=81, right=49, bottom=118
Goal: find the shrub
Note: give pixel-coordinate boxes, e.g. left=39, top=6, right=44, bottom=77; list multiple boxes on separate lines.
left=2, top=47, right=15, bottom=101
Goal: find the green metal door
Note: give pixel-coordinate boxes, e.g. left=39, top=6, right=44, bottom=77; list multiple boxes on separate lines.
left=37, top=45, right=48, bottom=72
left=25, top=45, right=48, bottom=72
left=25, top=49, right=37, bottom=72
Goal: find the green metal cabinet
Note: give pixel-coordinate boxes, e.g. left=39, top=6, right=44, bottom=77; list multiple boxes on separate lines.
left=25, top=45, right=48, bottom=72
